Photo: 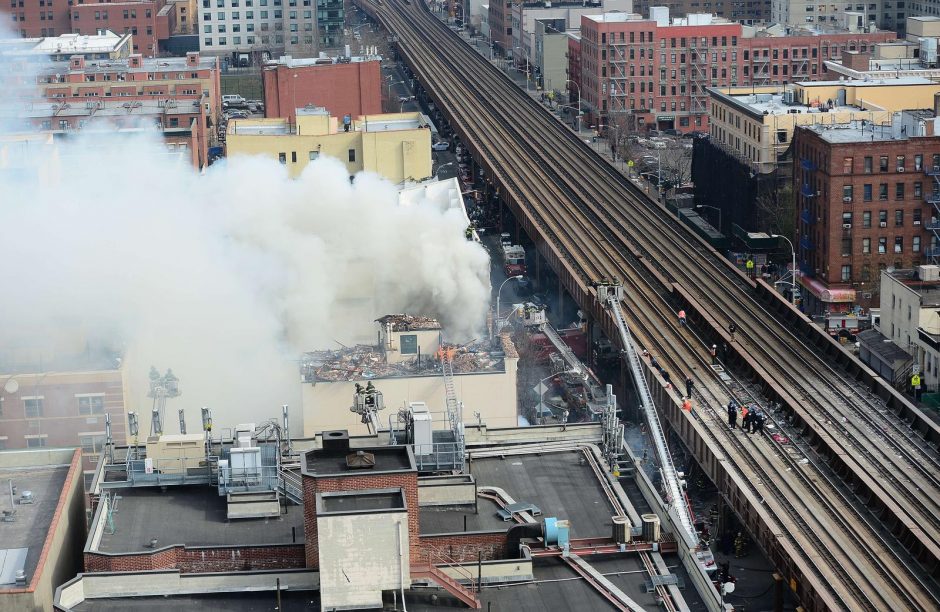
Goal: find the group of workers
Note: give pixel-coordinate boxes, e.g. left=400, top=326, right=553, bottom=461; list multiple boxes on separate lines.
left=726, top=401, right=766, bottom=434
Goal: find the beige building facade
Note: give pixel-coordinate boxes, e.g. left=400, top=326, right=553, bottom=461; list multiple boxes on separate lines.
left=225, top=109, right=433, bottom=183
left=709, top=79, right=940, bottom=173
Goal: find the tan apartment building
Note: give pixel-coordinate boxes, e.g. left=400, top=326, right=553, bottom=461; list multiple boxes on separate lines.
left=708, top=78, right=940, bottom=174
left=225, top=108, right=433, bottom=183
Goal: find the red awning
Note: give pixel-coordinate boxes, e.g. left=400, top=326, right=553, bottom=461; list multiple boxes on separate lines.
left=799, top=275, right=856, bottom=303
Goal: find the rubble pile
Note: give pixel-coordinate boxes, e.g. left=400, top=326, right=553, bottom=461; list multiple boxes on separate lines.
left=376, top=314, right=442, bottom=332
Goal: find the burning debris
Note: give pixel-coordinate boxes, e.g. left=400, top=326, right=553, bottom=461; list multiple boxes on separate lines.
left=375, top=314, right=442, bottom=332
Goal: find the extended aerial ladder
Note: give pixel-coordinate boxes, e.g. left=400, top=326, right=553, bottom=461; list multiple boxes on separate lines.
left=596, top=281, right=699, bottom=548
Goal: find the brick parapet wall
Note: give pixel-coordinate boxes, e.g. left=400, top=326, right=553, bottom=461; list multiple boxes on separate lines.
left=417, top=532, right=507, bottom=564
left=84, top=544, right=304, bottom=573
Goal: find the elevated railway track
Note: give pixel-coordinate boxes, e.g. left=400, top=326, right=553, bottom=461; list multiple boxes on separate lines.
left=357, top=0, right=940, bottom=608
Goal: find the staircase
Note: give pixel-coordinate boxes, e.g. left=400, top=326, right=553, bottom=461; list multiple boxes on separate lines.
left=410, top=563, right=480, bottom=609
left=278, top=466, right=303, bottom=505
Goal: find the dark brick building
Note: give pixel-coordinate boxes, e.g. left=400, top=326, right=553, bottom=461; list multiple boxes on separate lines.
left=793, top=112, right=940, bottom=314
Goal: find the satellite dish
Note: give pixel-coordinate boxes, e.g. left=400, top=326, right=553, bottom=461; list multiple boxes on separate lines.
left=722, top=582, right=736, bottom=595
left=4, top=378, right=19, bottom=394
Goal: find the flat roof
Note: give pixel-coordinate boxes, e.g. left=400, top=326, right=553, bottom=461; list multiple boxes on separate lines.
left=715, top=90, right=862, bottom=116
left=317, top=488, right=406, bottom=514
left=468, top=452, right=617, bottom=538
left=0, top=31, right=129, bottom=57
left=92, top=485, right=305, bottom=553
left=0, top=463, right=70, bottom=585
left=419, top=497, right=509, bottom=535
left=303, top=445, right=415, bottom=477
left=803, top=76, right=935, bottom=86
left=71, top=591, right=319, bottom=610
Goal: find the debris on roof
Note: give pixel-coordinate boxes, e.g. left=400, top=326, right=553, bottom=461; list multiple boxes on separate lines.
left=375, top=314, right=442, bottom=332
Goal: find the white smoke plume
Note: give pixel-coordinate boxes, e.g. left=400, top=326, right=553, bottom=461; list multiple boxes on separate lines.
left=0, top=29, right=491, bottom=431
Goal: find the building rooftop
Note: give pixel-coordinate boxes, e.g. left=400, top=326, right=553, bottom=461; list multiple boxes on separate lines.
left=91, top=485, right=305, bottom=554
left=265, top=54, right=383, bottom=69
left=0, top=100, right=202, bottom=121
left=303, top=443, right=415, bottom=477
left=0, top=31, right=131, bottom=58
left=887, top=268, right=940, bottom=306
left=713, top=89, right=861, bottom=116
left=377, top=314, right=442, bottom=332
left=301, top=336, right=511, bottom=383
left=0, top=459, right=72, bottom=587
left=32, top=53, right=218, bottom=77
left=804, top=76, right=935, bottom=87
left=802, top=109, right=940, bottom=143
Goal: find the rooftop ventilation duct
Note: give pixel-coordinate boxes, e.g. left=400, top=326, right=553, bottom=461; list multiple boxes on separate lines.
left=346, top=450, right=376, bottom=469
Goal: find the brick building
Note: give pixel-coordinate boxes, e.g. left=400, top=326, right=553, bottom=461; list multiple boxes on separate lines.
left=261, top=55, right=382, bottom=124
left=578, top=9, right=895, bottom=134
left=2, top=0, right=72, bottom=39
left=2, top=51, right=221, bottom=130
left=792, top=111, right=940, bottom=314
left=632, top=0, right=770, bottom=23
left=69, top=0, right=173, bottom=57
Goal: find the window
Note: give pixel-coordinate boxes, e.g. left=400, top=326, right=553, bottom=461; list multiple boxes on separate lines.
left=895, top=237, right=903, bottom=253
left=864, top=156, right=872, bottom=173
left=879, top=210, right=888, bottom=225
left=879, top=237, right=887, bottom=254
left=914, top=209, right=922, bottom=225
left=895, top=210, right=903, bottom=226
left=880, top=156, right=888, bottom=172
left=79, top=434, right=106, bottom=453
left=841, top=238, right=852, bottom=256
left=915, top=154, right=923, bottom=171
left=914, top=236, right=922, bottom=253
left=843, top=185, right=853, bottom=200
left=879, top=183, right=888, bottom=200
left=400, top=334, right=418, bottom=354
left=896, top=183, right=905, bottom=199
left=863, top=184, right=872, bottom=201
left=26, top=437, right=47, bottom=448
left=78, top=395, right=104, bottom=415
left=915, top=181, right=923, bottom=197
left=842, top=212, right=853, bottom=225
left=841, top=265, right=851, bottom=281
left=897, top=155, right=905, bottom=172
left=309, top=151, right=319, bottom=161
left=348, top=149, right=356, bottom=162
left=843, top=156, right=853, bottom=173
left=24, top=397, right=43, bottom=418
left=863, top=237, right=871, bottom=254
left=291, top=151, right=297, bottom=163
left=278, top=152, right=286, bottom=164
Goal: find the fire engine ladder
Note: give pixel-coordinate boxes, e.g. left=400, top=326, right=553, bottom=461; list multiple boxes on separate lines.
left=540, top=323, right=584, bottom=377
left=441, top=355, right=466, bottom=472
left=599, top=282, right=698, bottom=547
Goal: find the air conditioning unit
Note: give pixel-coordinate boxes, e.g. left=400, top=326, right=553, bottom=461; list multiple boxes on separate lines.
left=915, top=220, right=922, bottom=225
left=842, top=223, right=852, bottom=229
left=843, top=196, right=852, bottom=202
left=898, top=167, right=906, bottom=172
left=934, top=166, right=940, bottom=172
left=880, top=221, right=888, bottom=227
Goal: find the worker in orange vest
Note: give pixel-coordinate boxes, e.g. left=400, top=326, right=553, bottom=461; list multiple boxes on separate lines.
left=740, top=405, right=749, bottom=428
left=678, top=309, right=687, bottom=327
left=682, top=398, right=693, bottom=412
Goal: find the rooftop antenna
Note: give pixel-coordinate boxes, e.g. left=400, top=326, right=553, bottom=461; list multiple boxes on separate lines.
left=282, top=404, right=293, bottom=455
left=151, top=406, right=163, bottom=436
left=178, top=407, right=186, bottom=434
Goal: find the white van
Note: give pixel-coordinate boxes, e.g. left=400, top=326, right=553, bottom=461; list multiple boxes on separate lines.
left=221, top=94, right=247, bottom=108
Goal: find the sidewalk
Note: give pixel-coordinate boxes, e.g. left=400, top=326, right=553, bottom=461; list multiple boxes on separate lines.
left=456, top=30, right=664, bottom=200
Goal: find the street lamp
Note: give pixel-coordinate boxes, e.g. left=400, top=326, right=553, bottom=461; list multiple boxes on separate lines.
left=565, top=78, right=581, bottom=133
left=495, top=275, right=523, bottom=335
left=771, top=234, right=797, bottom=306
left=434, top=161, right=455, bottom=178
left=399, top=95, right=415, bottom=112
left=695, top=204, right=722, bottom=233
left=386, top=77, right=404, bottom=100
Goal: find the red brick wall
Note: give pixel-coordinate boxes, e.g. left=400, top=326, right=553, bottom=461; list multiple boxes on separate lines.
left=303, top=470, right=419, bottom=568
left=417, top=532, right=507, bottom=564
left=84, top=544, right=305, bottom=573
left=71, top=0, right=167, bottom=57
left=262, top=61, right=382, bottom=124
left=0, top=0, right=72, bottom=38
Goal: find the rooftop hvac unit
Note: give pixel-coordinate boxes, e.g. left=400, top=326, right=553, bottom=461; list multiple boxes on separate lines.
left=410, top=402, right=433, bottom=455
left=612, top=515, right=631, bottom=544
left=641, top=514, right=661, bottom=542
left=782, top=89, right=795, bottom=105
left=919, top=264, right=940, bottom=282
left=19, top=491, right=33, bottom=504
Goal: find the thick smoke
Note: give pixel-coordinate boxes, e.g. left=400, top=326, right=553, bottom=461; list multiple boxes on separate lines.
left=0, top=30, right=490, bottom=431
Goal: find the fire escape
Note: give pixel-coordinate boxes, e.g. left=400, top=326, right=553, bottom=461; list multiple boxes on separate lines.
left=689, top=40, right=710, bottom=118
left=798, top=156, right=818, bottom=276
left=752, top=47, right=770, bottom=85
left=607, top=38, right=629, bottom=119
left=926, top=155, right=940, bottom=263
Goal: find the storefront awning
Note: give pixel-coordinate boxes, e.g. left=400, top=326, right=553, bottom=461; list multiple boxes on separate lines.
left=799, top=275, right=856, bottom=303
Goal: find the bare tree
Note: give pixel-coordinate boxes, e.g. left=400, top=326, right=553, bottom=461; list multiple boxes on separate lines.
left=657, top=145, right=692, bottom=188
left=754, top=182, right=795, bottom=238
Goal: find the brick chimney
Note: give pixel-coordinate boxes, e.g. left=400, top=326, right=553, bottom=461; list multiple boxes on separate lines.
left=128, top=54, right=143, bottom=68
left=186, top=51, right=199, bottom=67
left=69, top=55, right=85, bottom=70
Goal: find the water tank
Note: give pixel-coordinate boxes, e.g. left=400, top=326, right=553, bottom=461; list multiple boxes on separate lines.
left=612, top=515, right=631, bottom=544
left=641, top=514, right=661, bottom=542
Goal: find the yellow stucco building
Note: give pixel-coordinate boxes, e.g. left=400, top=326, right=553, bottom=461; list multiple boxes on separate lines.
left=708, top=78, right=940, bottom=173
left=225, top=108, right=433, bottom=183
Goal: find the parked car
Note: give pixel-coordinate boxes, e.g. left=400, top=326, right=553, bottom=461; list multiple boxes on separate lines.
left=432, top=141, right=450, bottom=151
left=221, top=94, right=247, bottom=109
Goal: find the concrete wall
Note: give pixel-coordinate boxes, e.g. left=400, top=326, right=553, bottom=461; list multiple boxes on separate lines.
left=796, top=81, right=940, bottom=111
left=302, top=365, right=519, bottom=436
left=0, top=449, right=85, bottom=612
left=417, top=474, right=476, bottom=506
left=318, top=510, right=410, bottom=609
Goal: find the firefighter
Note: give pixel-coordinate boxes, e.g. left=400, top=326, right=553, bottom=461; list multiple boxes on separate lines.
left=710, top=344, right=718, bottom=365
left=734, top=531, right=748, bottom=558
left=662, top=370, right=672, bottom=389
left=728, top=321, right=737, bottom=342
left=727, top=401, right=738, bottom=429
left=685, top=376, right=694, bottom=399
